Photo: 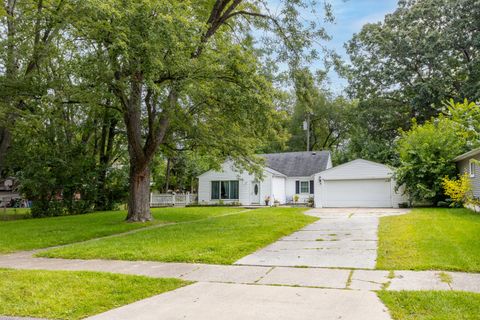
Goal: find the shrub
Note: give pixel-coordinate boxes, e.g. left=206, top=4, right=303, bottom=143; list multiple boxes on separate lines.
left=307, top=196, right=314, bottom=207
left=395, top=117, right=468, bottom=203
left=442, top=174, right=472, bottom=207
left=293, top=194, right=299, bottom=203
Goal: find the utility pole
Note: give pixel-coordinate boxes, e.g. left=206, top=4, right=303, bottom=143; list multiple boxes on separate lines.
left=303, top=113, right=310, bottom=151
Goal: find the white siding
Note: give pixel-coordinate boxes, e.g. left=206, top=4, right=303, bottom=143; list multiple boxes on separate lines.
left=198, top=161, right=274, bottom=205
left=314, top=173, right=322, bottom=208
left=285, top=177, right=314, bottom=203
left=259, top=176, right=272, bottom=205
left=319, top=159, right=393, bottom=180
left=271, top=176, right=286, bottom=204
left=391, top=183, right=408, bottom=208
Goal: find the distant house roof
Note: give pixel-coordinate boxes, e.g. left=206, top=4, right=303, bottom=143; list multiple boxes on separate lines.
left=453, top=147, right=480, bottom=162
left=261, top=151, right=330, bottom=177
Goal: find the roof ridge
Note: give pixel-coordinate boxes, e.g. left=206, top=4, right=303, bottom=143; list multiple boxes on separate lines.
left=259, top=150, right=330, bottom=156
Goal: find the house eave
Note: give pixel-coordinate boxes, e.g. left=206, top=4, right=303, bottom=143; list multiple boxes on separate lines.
left=265, top=167, right=287, bottom=177
left=453, top=147, right=480, bottom=162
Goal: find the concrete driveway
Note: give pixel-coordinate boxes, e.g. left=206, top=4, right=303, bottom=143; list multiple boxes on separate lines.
left=235, top=208, right=409, bottom=269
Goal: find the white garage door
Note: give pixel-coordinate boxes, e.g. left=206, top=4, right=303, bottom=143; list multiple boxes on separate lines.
left=323, top=179, right=392, bottom=207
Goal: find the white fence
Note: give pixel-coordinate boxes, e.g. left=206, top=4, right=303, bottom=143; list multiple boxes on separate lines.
left=150, top=193, right=197, bottom=207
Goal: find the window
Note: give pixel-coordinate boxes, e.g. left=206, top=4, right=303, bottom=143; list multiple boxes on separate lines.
left=470, top=160, right=476, bottom=177
left=300, top=181, right=309, bottom=194
left=211, top=180, right=239, bottom=200
left=295, top=180, right=314, bottom=194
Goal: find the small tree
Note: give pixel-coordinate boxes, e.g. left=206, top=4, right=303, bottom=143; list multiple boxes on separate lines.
left=395, top=117, right=468, bottom=204
left=442, top=173, right=472, bottom=207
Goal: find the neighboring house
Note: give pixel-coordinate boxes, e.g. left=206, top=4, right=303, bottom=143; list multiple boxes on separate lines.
left=198, top=152, right=407, bottom=208
left=454, top=147, right=480, bottom=198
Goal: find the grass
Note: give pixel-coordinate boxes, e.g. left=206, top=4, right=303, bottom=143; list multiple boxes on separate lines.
left=39, top=207, right=317, bottom=264
left=378, top=291, right=480, bottom=320
left=0, top=268, right=189, bottom=320
left=377, top=208, right=480, bottom=272
left=438, top=272, right=452, bottom=284
left=0, top=207, right=241, bottom=254
left=0, top=208, right=31, bottom=220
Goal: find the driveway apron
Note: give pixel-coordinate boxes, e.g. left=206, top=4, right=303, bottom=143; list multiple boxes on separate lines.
left=235, top=208, right=409, bottom=269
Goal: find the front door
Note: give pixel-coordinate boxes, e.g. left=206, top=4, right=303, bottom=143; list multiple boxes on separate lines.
left=251, top=182, right=260, bottom=204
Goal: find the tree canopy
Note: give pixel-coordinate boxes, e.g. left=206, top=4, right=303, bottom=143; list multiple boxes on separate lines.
left=1, top=0, right=334, bottom=220
left=345, top=0, right=480, bottom=121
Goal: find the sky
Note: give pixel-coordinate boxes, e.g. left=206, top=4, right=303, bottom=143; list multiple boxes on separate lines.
left=311, top=0, right=399, bottom=93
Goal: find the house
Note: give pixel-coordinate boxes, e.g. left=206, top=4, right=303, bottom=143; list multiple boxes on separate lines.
left=197, top=151, right=407, bottom=208
left=454, top=147, right=480, bottom=198
left=198, top=151, right=331, bottom=206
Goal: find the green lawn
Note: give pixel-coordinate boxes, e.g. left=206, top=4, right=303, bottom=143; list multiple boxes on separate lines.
left=377, top=208, right=480, bottom=272
left=378, top=291, right=480, bottom=320
left=39, top=207, right=317, bottom=264
left=0, top=268, right=188, bottom=320
left=0, top=208, right=31, bottom=220
left=0, top=207, right=241, bottom=254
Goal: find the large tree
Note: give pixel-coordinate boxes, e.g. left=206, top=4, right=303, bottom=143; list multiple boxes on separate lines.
left=67, top=0, right=331, bottom=221
left=1, top=0, right=331, bottom=220
left=0, top=0, right=70, bottom=175
left=335, top=0, right=480, bottom=166
left=335, top=98, right=411, bottom=165
left=345, top=0, right=479, bottom=121
left=287, top=69, right=353, bottom=152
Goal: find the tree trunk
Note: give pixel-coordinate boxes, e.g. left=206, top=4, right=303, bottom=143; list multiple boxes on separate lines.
left=94, top=111, right=117, bottom=211
left=0, top=128, right=11, bottom=177
left=126, top=164, right=152, bottom=222
left=164, top=157, right=171, bottom=192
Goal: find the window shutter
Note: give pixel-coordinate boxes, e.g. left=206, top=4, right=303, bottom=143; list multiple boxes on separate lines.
left=310, top=180, right=314, bottom=194
left=295, top=181, right=300, bottom=194
left=211, top=181, right=219, bottom=199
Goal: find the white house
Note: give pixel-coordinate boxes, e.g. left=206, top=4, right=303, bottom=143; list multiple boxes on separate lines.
left=197, top=151, right=407, bottom=208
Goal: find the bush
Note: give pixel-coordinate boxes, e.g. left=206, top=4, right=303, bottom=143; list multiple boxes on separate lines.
left=307, top=196, right=314, bottom=207
left=395, top=117, right=467, bottom=203
left=437, top=201, right=449, bottom=208
left=31, top=200, right=64, bottom=218
left=398, top=202, right=410, bottom=208
left=442, top=174, right=472, bottom=207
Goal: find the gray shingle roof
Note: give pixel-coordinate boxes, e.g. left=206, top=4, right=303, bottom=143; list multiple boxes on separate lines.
left=260, top=151, right=330, bottom=177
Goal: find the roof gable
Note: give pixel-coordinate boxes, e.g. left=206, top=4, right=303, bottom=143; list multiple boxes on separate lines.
left=318, top=159, right=393, bottom=180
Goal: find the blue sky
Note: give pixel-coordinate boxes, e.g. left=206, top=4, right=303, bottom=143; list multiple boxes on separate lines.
left=280, top=0, right=397, bottom=94
left=323, top=0, right=398, bottom=92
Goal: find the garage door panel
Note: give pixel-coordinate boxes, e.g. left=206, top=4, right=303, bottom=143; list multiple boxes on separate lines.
left=323, top=179, right=391, bottom=208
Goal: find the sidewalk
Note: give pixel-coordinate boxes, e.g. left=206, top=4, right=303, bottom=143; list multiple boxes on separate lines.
left=0, top=251, right=479, bottom=293
left=86, top=282, right=392, bottom=320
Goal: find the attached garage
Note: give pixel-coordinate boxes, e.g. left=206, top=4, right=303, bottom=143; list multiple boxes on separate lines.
left=314, top=159, right=407, bottom=208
